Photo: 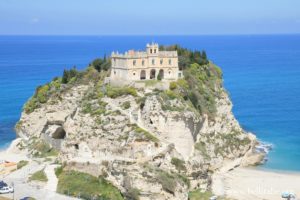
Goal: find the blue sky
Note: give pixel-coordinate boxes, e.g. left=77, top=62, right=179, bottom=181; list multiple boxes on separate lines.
left=1, top=0, right=300, bottom=35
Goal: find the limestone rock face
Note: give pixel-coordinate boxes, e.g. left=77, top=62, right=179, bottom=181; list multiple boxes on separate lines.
left=16, top=82, right=263, bottom=200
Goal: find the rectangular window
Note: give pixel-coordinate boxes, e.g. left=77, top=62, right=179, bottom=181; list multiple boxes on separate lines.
left=133, top=60, right=136, bottom=66
left=169, top=59, right=172, bottom=65
left=160, top=59, right=163, bottom=65
left=152, top=59, right=155, bottom=65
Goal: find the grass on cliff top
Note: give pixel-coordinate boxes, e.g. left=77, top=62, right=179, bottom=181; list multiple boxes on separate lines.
left=106, top=85, right=137, bottom=98
left=29, top=169, right=48, bottom=182
left=57, top=170, right=124, bottom=200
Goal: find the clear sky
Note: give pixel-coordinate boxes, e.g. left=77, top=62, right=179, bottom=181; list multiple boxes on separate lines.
left=1, top=0, right=300, bottom=35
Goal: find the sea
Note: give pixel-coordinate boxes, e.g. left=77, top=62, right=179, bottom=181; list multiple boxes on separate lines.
left=0, top=35, right=299, bottom=171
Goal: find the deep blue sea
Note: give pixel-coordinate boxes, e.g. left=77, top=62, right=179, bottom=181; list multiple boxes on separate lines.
left=0, top=35, right=299, bottom=171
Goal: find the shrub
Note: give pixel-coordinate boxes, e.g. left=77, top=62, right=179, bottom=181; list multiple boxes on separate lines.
left=169, top=82, right=177, bottom=90
left=30, top=140, right=58, bottom=158
left=62, top=67, right=79, bottom=84
left=165, top=90, right=178, bottom=100
left=133, top=125, right=159, bottom=143
left=106, top=86, right=137, bottom=98
left=156, top=171, right=177, bottom=194
left=91, top=57, right=111, bottom=72
left=29, top=169, right=48, bottom=182
left=17, top=160, right=29, bottom=169
left=55, top=166, right=64, bottom=177
left=36, top=85, right=50, bottom=103
left=122, top=101, right=131, bottom=109
left=157, top=73, right=162, bottom=81
left=171, top=157, right=186, bottom=172
left=126, top=188, right=140, bottom=200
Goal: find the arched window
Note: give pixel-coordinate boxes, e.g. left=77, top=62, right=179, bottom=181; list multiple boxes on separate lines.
left=133, top=60, right=136, bottom=66
left=140, top=70, right=146, bottom=80
left=150, top=69, right=156, bottom=79
left=160, top=59, right=163, bottom=65
left=154, top=49, right=157, bottom=53
left=169, top=59, right=172, bottom=65
left=150, top=49, right=153, bottom=54
left=152, top=59, right=155, bottom=65
left=142, top=60, right=145, bottom=66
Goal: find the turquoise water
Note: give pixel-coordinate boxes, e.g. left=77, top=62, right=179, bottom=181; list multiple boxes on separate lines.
left=0, top=35, right=300, bottom=171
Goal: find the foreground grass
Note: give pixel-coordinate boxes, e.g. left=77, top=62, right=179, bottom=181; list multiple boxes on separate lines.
left=29, top=169, right=48, bottom=182
left=57, top=170, right=124, bottom=200
left=189, top=190, right=213, bottom=200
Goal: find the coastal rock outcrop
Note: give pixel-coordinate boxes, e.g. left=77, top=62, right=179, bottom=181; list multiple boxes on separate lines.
left=15, top=50, right=264, bottom=199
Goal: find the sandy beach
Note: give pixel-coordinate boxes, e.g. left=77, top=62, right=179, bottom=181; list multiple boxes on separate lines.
left=213, top=167, right=300, bottom=200
left=0, top=138, right=28, bottom=163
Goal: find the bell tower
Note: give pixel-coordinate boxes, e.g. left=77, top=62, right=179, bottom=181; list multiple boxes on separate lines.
left=146, top=43, right=159, bottom=55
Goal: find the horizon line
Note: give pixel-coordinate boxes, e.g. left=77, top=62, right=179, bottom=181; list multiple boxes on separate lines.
left=0, top=33, right=300, bottom=37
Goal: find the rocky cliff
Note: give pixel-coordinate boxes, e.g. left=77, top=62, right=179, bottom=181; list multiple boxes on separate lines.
left=15, top=47, right=264, bottom=200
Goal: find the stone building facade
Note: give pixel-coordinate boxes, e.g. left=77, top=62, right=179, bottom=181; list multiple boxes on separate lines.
left=110, top=43, right=182, bottom=82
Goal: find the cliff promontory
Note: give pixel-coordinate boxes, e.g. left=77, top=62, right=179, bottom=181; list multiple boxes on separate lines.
left=15, top=45, right=263, bottom=200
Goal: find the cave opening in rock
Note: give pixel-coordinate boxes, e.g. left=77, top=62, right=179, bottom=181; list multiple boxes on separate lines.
left=149, top=119, right=153, bottom=124
left=74, top=144, right=79, bottom=150
left=52, top=127, right=66, bottom=139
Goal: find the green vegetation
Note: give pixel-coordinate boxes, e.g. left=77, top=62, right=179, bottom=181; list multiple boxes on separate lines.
left=62, top=67, right=79, bottom=84
left=155, top=169, right=190, bottom=194
left=159, top=45, right=223, bottom=118
left=29, top=169, right=48, bottom=182
left=82, top=100, right=107, bottom=116
left=171, top=157, right=186, bottom=172
left=156, top=171, right=177, bottom=194
left=214, top=130, right=251, bottom=156
left=57, top=170, right=123, bottom=200
left=188, top=190, right=213, bottom=200
left=17, top=160, right=29, bottom=169
left=55, top=166, right=64, bottom=177
left=126, top=188, right=140, bottom=200
left=90, top=56, right=111, bottom=72
left=121, top=101, right=131, bottom=109
left=106, top=86, right=137, bottom=98
left=169, top=81, right=177, bottom=90
left=132, top=124, right=159, bottom=143
left=28, top=139, right=58, bottom=158
left=159, top=45, right=209, bottom=68
left=195, top=141, right=210, bottom=159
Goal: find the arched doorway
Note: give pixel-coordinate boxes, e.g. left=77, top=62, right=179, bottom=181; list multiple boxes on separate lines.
left=140, top=70, right=146, bottom=80
left=158, top=69, right=164, bottom=80
left=150, top=69, right=156, bottom=79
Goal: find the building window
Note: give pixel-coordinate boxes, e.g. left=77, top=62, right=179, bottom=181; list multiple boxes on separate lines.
left=160, top=59, right=163, bottom=65
left=169, top=59, right=172, bottom=65
left=154, top=49, right=157, bottom=53
left=169, top=71, right=171, bottom=74
left=152, top=59, right=155, bottom=65
left=150, top=49, right=153, bottom=54
left=142, top=60, right=145, bottom=66
left=133, top=60, right=136, bottom=66
left=133, top=72, right=136, bottom=76
left=178, top=73, right=181, bottom=78
left=114, top=71, right=116, bottom=75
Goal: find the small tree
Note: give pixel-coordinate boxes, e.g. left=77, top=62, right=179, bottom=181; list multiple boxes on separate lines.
left=157, top=73, right=162, bottom=81
left=62, top=70, right=69, bottom=84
